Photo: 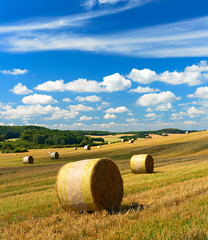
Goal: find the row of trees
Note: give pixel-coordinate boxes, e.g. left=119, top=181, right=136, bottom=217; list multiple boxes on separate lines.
left=0, top=126, right=105, bottom=153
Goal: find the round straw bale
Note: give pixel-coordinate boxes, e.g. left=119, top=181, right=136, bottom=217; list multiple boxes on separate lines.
left=121, top=139, right=125, bottom=142
left=56, top=158, right=123, bottom=212
left=50, top=152, right=59, bottom=159
left=129, top=139, right=134, bottom=143
left=130, top=154, right=154, bottom=174
left=84, top=145, right=91, bottom=150
left=73, top=147, right=77, bottom=150
left=23, top=156, right=34, bottom=164
left=97, top=145, right=101, bottom=148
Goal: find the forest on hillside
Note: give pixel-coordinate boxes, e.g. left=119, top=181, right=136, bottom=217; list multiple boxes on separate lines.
left=0, top=126, right=104, bottom=153
left=0, top=126, right=194, bottom=153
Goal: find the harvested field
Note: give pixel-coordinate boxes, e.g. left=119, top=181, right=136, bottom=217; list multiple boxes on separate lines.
left=1, top=131, right=208, bottom=239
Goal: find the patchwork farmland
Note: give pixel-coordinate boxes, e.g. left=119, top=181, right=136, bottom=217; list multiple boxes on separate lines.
left=1, top=131, right=208, bottom=239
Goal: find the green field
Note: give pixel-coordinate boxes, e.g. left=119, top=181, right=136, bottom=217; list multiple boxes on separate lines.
left=1, top=132, right=208, bottom=239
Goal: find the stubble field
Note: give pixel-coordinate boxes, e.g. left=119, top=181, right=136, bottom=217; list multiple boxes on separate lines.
left=0, top=131, right=208, bottom=239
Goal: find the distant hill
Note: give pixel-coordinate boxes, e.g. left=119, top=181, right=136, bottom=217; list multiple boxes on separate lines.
left=0, top=126, right=197, bottom=153
left=0, top=125, right=96, bottom=153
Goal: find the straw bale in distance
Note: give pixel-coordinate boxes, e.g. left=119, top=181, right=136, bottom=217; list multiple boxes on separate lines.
left=56, top=158, right=123, bottom=212
left=97, top=145, right=101, bottom=148
left=23, top=156, right=34, bottom=164
left=130, top=154, right=154, bottom=173
left=84, top=145, right=91, bottom=150
left=73, top=147, right=77, bottom=150
left=50, top=152, right=59, bottom=159
left=129, top=139, right=134, bottom=143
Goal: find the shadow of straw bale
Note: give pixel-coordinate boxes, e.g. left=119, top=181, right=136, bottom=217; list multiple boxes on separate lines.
left=110, top=202, right=150, bottom=215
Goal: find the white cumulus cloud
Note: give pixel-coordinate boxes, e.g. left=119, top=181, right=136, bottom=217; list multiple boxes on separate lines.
left=102, top=73, right=131, bottom=92
left=136, top=91, right=180, bottom=106
left=155, top=103, right=172, bottom=111
left=105, top=106, right=129, bottom=113
left=129, top=61, right=208, bottom=86
left=35, top=79, right=102, bottom=92
left=145, top=113, right=157, bottom=118
left=128, top=68, right=157, bottom=84
left=44, top=109, right=79, bottom=120
left=187, top=106, right=204, bottom=117
left=0, top=104, right=59, bottom=119
left=76, top=95, right=101, bottom=102
left=10, top=83, right=33, bottom=95
left=0, top=68, right=28, bottom=75
left=68, top=104, right=94, bottom=112
left=129, top=86, right=160, bottom=93
left=79, top=115, right=93, bottom=121
left=104, top=113, right=116, bottom=119
left=21, top=94, right=57, bottom=104
left=63, top=98, right=72, bottom=103
left=188, top=86, right=208, bottom=99
left=126, top=118, right=138, bottom=122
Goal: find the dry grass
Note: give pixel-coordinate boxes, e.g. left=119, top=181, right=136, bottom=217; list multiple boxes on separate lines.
left=1, top=131, right=208, bottom=239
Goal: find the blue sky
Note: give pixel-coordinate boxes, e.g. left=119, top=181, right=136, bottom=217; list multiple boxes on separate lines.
left=0, top=0, right=208, bottom=131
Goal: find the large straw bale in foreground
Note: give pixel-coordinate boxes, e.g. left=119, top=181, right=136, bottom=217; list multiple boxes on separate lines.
left=23, top=156, right=34, bottom=164
left=50, top=152, right=59, bottom=159
left=130, top=154, right=154, bottom=173
left=56, top=158, right=123, bottom=212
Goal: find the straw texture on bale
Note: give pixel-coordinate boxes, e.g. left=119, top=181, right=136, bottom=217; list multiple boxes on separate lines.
left=84, top=145, right=91, bottom=150
left=23, top=156, right=34, bottom=164
left=56, top=158, right=123, bottom=212
left=50, top=152, right=59, bottom=159
left=130, top=154, right=154, bottom=174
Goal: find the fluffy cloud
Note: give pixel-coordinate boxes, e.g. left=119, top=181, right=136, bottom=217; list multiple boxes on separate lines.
left=79, top=115, right=93, bottom=121
left=73, top=122, right=88, bottom=129
left=126, top=118, right=138, bottom=122
left=10, top=83, right=33, bottom=95
left=129, top=86, right=160, bottom=93
left=128, top=68, right=157, bottom=84
left=104, top=113, right=116, bottom=119
left=105, top=106, right=129, bottom=113
left=101, top=73, right=131, bottom=92
left=170, top=106, right=204, bottom=119
left=0, top=104, right=59, bottom=119
left=0, top=68, right=28, bottom=75
left=155, top=103, right=172, bottom=111
left=76, top=95, right=101, bottom=102
left=136, top=91, right=180, bottom=106
left=68, top=104, right=94, bottom=112
left=92, top=121, right=128, bottom=129
left=188, top=86, right=208, bottom=99
left=21, top=94, right=57, bottom=104
left=183, top=120, right=197, bottom=125
left=145, top=113, right=157, bottom=118
left=63, top=98, right=71, bottom=103
left=187, top=106, right=204, bottom=117
left=35, top=74, right=131, bottom=93
left=35, top=79, right=102, bottom=93
left=128, top=61, right=208, bottom=86
left=44, top=109, right=79, bottom=120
